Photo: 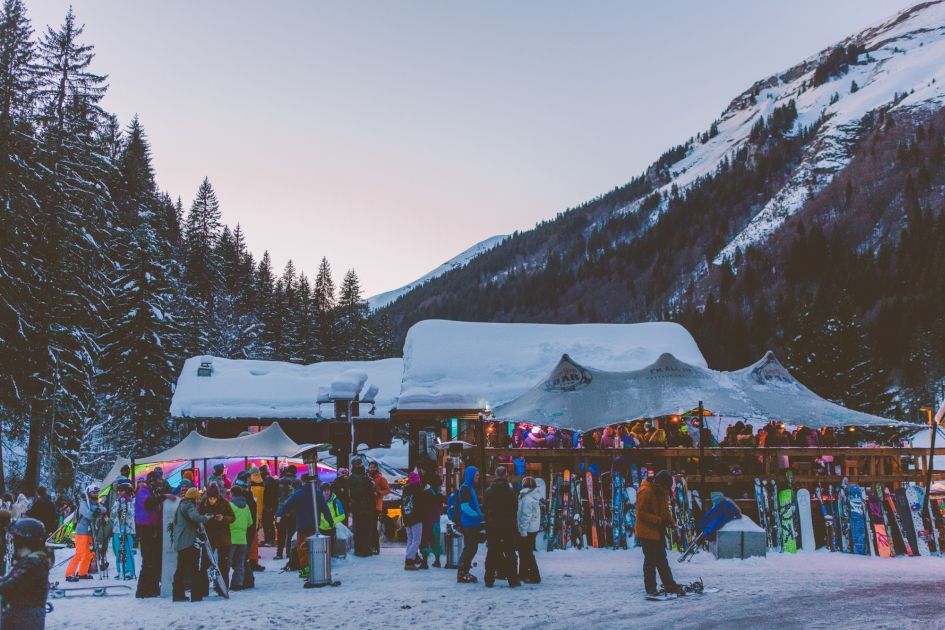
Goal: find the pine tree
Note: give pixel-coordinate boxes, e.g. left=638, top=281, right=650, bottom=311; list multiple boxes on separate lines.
left=336, top=269, right=371, bottom=360
left=26, top=7, right=115, bottom=490
left=182, top=177, right=223, bottom=355
left=99, top=117, right=180, bottom=452
left=313, top=257, right=336, bottom=360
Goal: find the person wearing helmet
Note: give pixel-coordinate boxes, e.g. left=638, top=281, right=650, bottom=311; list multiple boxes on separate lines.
left=635, top=470, right=682, bottom=597
left=111, top=480, right=137, bottom=580
left=0, top=517, right=50, bottom=628
left=65, top=484, right=106, bottom=582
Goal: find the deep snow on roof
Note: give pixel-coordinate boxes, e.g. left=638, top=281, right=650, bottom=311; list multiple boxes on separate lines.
left=170, top=356, right=403, bottom=420
left=398, top=320, right=707, bottom=411
left=492, top=351, right=903, bottom=431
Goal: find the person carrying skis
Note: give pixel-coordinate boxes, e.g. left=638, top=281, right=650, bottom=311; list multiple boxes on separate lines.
left=347, top=458, right=376, bottom=558
left=636, top=470, right=683, bottom=597
left=65, top=484, right=106, bottom=582
left=0, top=518, right=51, bottom=629
left=172, top=487, right=220, bottom=602
left=456, top=465, right=484, bottom=584
left=198, top=484, right=235, bottom=588
left=111, top=479, right=137, bottom=580
left=483, top=466, right=521, bottom=588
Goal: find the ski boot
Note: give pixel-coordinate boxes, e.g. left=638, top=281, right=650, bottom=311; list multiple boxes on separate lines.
left=457, top=572, right=478, bottom=584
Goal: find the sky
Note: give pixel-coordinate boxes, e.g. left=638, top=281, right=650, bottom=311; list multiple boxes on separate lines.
left=26, top=0, right=914, bottom=298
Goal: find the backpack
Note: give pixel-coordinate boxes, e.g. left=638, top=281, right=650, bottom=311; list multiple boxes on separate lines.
left=447, top=488, right=464, bottom=526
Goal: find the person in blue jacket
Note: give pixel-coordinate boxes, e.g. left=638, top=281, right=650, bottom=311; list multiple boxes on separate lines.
left=456, top=466, right=484, bottom=584
left=275, top=473, right=329, bottom=580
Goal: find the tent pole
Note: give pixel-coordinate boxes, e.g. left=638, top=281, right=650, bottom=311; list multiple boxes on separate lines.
left=698, top=401, right=705, bottom=486
left=191, top=460, right=196, bottom=486
left=922, top=404, right=937, bottom=523
left=203, top=459, right=207, bottom=490
left=130, top=455, right=136, bottom=486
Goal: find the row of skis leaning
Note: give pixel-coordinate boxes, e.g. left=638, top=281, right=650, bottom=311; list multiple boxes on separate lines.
left=754, top=472, right=945, bottom=557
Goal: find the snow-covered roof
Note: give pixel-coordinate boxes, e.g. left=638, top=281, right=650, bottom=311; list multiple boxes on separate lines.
left=170, top=356, right=403, bottom=420
left=493, top=352, right=905, bottom=431
left=398, top=320, right=708, bottom=411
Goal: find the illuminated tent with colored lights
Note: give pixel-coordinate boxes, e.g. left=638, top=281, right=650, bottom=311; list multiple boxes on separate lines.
left=493, top=352, right=912, bottom=432
left=136, top=422, right=315, bottom=463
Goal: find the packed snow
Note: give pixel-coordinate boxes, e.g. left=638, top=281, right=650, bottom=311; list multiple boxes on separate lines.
left=367, top=235, right=508, bottom=310
left=398, top=320, right=707, bottom=411
left=44, top=543, right=945, bottom=629
left=169, top=356, right=403, bottom=420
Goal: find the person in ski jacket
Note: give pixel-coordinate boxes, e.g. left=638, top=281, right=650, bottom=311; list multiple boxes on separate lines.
left=228, top=486, right=254, bottom=590
left=636, top=471, right=681, bottom=595
left=331, top=468, right=351, bottom=523
left=110, top=481, right=137, bottom=579
left=135, top=475, right=171, bottom=598
left=419, top=462, right=443, bottom=568
left=319, top=483, right=346, bottom=535
left=275, top=475, right=330, bottom=577
left=10, top=494, right=28, bottom=521
left=483, top=466, right=520, bottom=588
left=246, top=468, right=265, bottom=570
left=260, top=465, right=279, bottom=546
left=456, top=465, right=484, bottom=583
left=401, top=472, right=426, bottom=570
left=348, top=459, right=376, bottom=557
left=207, top=463, right=231, bottom=492
left=368, top=461, right=390, bottom=554
left=0, top=518, right=50, bottom=629
left=26, top=487, right=58, bottom=538
left=516, top=476, right=542, bottom=584
left=172, top=488, right=217, bottom=602
left=65, top=484, right=106, bottom=582
left=275, top=466, right=302, bottom=561
left=198, top=484, right=235, bottom=588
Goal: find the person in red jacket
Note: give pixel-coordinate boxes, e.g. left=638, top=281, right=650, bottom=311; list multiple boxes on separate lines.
left=367, top=461, right=390, bottom=554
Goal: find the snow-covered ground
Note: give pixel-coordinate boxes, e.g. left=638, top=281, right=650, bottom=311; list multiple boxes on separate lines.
left=46, top=542, right=945, bottom=629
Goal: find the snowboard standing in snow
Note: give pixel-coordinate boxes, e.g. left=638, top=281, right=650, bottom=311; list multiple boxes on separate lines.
left=837, top=479, right=851, bottom=553
left=561, top=470, right=571, bottom=549
left=795, top=489, right=815, bottom=552
left=903, top=485, right=931, bottom=556
left=161, top=496, right=180, bottom=597
left=894, top=487, right=922, bottom=556
left=777, top=487, right=798, bottom=554
left=866, top=488, right=892, bottom=557
left=847, top=485, right=868, bottom=556
left=768, top=480, right=782, bottom=552
left=814, top=485, right=836, bottom=551
left=625, top=486, right=637, bottom=547
left=754, top=479, right=771, bottom=549
left=585, top=471, right=598, bottom=548
left=883, top=486, right=913, bottom=556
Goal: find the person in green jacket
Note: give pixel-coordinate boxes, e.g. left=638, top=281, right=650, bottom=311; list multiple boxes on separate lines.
left=228, top=486, right=254, bottom=590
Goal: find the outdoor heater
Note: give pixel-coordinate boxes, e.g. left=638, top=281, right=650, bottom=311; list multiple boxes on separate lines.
left=435, top=439, right=475, bottom=569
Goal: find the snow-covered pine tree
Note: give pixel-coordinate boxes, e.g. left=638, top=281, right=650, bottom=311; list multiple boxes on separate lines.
left=26, top=7, right=116, bottom=491
left=182, top=177, right=224, bottom=355
left=211, top=224, right=263, bottom=358
left=296, top=271, right=317, bottom=363
left=278, top=260, right=301, bottom=360
left=254, top=251, right=276, bottom=357
left=313, top=257, right=336, bottom=360
left=99, top=118, right=181, bottom=453
left=336, top=269, right=372, bottom=360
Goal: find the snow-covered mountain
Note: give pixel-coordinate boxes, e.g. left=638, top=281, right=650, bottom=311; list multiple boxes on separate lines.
left=367, top=234, right=507, bottom=310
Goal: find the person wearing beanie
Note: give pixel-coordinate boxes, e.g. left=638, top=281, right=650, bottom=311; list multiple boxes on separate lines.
left=65, top=484, right=105, bottom=582
left=207, top=463, right=231, bottom=492
left=198, top=484, right=235, bottom=588
left=347, top=459, right=376, bottom=557
left=483, top=466, right=520, bottom=588
left=172, top=487, right=218, bottom=602
left=319, top=482, right=346, bottom=558
left=331, top=468, right=351, bottom=526
left=228, top=486, right=254, bottom=590
left=636, top=470, right=682, bottom=596
left=275, top=475, right=330, bottom=580
left=401, top=472, right=427, bottom=570
left=248, top=467, right=265, bottom=566
left=260, top=465, right=278, bottom=546
left=456, top=466, right=484, bottom=584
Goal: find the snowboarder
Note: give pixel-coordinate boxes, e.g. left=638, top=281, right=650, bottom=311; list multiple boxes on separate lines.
left=0, top=518, right=50, bottom=629
left=456, top=465, right=484, bottom=584
left=65, top=484, right=106, bottom=582
left=348, top=459, right=377, bottom=558
left=636, top=470, right=683, bottom=597
left=517, top=476, right=542, bottom=584
left=171, top=487, right=217, bottom=602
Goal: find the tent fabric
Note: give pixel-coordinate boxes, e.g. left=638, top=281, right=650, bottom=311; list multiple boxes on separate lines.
left=136, top=422, right=316, bottom=464
left=493, top=352, right=909, bottom=432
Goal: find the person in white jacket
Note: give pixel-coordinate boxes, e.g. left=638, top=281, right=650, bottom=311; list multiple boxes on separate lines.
left=516, top=477, right=542, bottom=584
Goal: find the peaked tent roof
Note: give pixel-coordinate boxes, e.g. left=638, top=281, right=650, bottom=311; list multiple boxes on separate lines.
left=493, top=352, right=907, bottom=432
left=398, top=320, right=708, bottom=411
left=136, top=422, right=315, bottom=463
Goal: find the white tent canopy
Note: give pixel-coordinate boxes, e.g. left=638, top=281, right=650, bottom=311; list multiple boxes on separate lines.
left=493, top=352, right=908, bottom=432
left=136, top=422, right=316, bottom=464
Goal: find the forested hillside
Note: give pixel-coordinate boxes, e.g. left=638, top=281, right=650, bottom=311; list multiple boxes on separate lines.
left=379, top=3, right=945, bottom=420
left=0, top=2, right=392, bottom=492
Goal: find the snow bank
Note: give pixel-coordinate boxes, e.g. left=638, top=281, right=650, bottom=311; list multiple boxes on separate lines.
left=398, top=320, right=708, bottom=411
left=170, top=356, right=403, bottom=420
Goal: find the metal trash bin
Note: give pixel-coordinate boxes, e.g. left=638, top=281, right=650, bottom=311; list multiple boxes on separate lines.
left=444, top=524, right=463, bottom=569
left=305, top=534, right=339, bottom=588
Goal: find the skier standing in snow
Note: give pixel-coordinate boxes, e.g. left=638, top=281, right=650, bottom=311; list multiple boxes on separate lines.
left=636, top=470, right=683, bottom=596
left=483, top=466, right=521, bottom=588
left=348, top=459, right=376, bottom=558
left=456, top=465, right=484, bottom=584
left=65, top=484, right=105, bottom=582
left=0, top=518, right=50, bottom=629
left=111, top=479, right=137, bottom=580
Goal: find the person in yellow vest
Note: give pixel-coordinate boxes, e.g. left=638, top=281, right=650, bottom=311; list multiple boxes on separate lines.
left=319, top=483, right=346, bottom=555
